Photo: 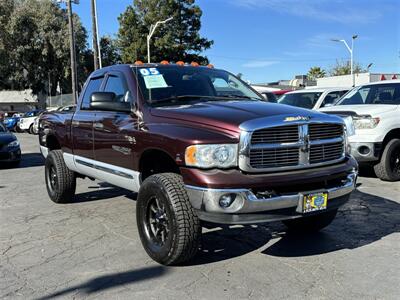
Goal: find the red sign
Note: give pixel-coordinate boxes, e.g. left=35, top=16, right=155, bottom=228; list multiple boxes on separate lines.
left=392, top=75, right=397, bottom=80
left=380, top=74, right=386, bottom=80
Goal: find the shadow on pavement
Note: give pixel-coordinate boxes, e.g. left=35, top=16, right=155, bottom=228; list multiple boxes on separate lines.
left=36, top=266, right=167, bottom=299
left=263, top=189, right=400, bottom=257
left=0, top=152, right=44, bottom=170
left=73, top=185, right=136, bottom=203
left=184, top=189, right=400, bottom=265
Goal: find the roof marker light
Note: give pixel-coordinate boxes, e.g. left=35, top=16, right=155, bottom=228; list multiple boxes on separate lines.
left=176, top=61, right=185, bottom=66
left=191, top=62, right=199, bottom=67
left=160, top=60, right=169, bottom=65
left=207, top=64, right=214, bottom=69
left=134, top=61, right=144, bottom=65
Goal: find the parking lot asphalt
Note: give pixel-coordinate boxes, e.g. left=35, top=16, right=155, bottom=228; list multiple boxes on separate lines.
left=1, top=133, right=400, bottom=300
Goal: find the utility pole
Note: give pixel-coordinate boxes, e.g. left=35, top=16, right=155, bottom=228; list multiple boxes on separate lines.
left=91, top=0, right=99, bottom=70
left=66, top=0, right=78, bottom=103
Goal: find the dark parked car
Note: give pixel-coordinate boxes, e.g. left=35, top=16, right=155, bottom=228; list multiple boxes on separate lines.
left=39, top=63, right=358, bottom=265
left=0, top=122, right=21, bottom=167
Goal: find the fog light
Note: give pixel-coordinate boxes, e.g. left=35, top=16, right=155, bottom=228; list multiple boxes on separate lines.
left=219, top=194, right=236, bottom=208
left=358, top=145, right=370, bottom=155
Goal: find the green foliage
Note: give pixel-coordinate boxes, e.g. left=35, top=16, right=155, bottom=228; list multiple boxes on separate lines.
left=0, top=0, right=92, bottom=95
left=100, top=35, right=121, bottom=67
left=329, top=60, right=366, bottom=76
left=117, top=0, right=213, bottom=64
left=307, top=66, right=326, bottom=81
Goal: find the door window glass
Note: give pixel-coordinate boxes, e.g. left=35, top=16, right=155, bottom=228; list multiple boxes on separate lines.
left=81, top=77, right=104, bottom=109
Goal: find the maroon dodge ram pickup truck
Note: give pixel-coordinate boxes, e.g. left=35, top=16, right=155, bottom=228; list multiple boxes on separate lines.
left=39, top=63, right=358, bottom=265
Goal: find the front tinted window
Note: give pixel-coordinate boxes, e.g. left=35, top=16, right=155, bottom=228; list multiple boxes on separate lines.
left=337, top=84, right=400, bottom=105
left=81, top=77, right=104, bottom=109
left=321, top=91, right=348, bottom=107
left=279, top=92, right=322, bottom=109
left=133, top=66, right=262, bottom=106
left=104, top=75, right=130, bottom=102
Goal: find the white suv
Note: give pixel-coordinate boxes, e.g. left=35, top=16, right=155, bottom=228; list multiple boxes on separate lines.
left=279, top=87, right=350, bottom=110
left=18, top=110, right=42, bottom=134
left=320, top=80, right=400, bottom=181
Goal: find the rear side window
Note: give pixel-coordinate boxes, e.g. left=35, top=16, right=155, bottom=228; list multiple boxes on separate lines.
left=81, top=77, right=104, bottom=109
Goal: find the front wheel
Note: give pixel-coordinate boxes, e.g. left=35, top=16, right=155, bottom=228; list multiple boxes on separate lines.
left=283, top=209, right=338, bottom=233
left=136, top=173, right=201, bottom=265
left=45, top=150, right=76, bottom=203
left=374, top=139, right=400, bottom=181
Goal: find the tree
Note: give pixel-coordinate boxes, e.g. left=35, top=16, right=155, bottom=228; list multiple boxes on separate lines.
left=0, top=0, right=92, bottom=97
left=100, top=35, right=121, bottom=67
left=307, top=66, right=326, bottom=81
left=329, top=60, right=366, bottom=76
left=117, top=0, right=213, bottom=64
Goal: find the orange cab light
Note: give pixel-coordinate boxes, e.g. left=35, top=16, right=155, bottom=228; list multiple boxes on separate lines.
left=134, top=60, right=144, bottom=65
left=160, top=60, right=169, bottom=65
left=176, top=61, right=185, bottom=66
left=191, top=62, right=199, bottom=67
left=207, top=64, right=214, bottom=69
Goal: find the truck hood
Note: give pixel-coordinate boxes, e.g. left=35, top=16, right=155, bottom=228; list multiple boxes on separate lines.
left=320, top=104, right=397, bottom=117
left=150, top=100, right=325, bottom=132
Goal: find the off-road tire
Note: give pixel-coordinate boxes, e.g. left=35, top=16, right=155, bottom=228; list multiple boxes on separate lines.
left=283, top=209, right=338, bottom=233
left=29, top=125, right=34, bottom=134
left=45, top=150, right=76, bottom=203
left=374, top=138, right=400, bottom=181
left=137, top=173, right=201, bottom=265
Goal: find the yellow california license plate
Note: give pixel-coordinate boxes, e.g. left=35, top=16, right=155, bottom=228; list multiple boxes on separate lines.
left=303, top=192, right=328, bottom=213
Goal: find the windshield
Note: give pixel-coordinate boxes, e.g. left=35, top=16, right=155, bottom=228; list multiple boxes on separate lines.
left=336, top=83, right=400, bottom=105
left=133, top=66, right=262, bottom=106
left=278, top=92, right=322, bottom=109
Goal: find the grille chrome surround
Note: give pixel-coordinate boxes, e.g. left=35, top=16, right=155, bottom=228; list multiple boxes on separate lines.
left=239, top=116, right=346, bottom=173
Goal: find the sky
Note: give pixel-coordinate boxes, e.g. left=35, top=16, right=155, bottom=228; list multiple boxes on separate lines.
left=68, top=0, right=400, bottom=84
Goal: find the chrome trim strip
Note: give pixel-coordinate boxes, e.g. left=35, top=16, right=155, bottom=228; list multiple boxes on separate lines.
left=40, top=146, right=49, bottom=158
left=185, top=171, right=356, bottom=214
left=62, top=153, right=141, bottom=192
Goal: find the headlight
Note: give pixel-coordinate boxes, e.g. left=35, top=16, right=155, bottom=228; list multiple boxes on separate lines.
left=8, top=140, right=20, bottom=148
left=342, top=116, right=355, bottom=136
left=185, top=144, right=238, bottom=168
left=353, top=116, right=380, bottom=129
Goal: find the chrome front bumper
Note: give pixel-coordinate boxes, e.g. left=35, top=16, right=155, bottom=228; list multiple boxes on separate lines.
left=186, top=170, right=357, bottom=217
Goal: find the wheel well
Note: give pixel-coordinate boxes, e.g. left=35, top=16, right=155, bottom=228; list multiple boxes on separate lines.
left=383, top=129, right=400, bottom=148
left=46, top=135, right=61, bottom=150
left=139, top=149, right=180, bottom=181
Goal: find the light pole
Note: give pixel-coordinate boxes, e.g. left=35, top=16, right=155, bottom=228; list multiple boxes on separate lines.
left=147, top=17, right=173, bottom=63
left=57, top=0, right=79, bottom=103
left=331, top=35, right=358, bottom=86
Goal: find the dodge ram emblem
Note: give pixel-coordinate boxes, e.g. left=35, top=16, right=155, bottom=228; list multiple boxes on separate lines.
left=284, top=116, right=311, bottom=122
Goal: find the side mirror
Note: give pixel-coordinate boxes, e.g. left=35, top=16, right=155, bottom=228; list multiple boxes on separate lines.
left=90, top=92, right=131, bottom=113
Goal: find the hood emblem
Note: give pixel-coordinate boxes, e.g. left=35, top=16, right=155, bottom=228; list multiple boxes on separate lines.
left=284, top=116, right=311, bottom=122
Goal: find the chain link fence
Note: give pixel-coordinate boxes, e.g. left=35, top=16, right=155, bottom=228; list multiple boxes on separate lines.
left=46, top=94, right=74, bottom=108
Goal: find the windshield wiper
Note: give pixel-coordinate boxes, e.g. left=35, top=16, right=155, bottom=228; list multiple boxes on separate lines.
left=150, top=95, right=221, bottom=105
left=215, top=95, right=259, bottom=100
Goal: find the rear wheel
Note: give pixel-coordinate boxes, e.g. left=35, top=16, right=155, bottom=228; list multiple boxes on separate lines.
left=136, top=173, right=201, bottom=265
left=283, top=209, right=338, bottom=233
left=45, top=150, right=76, bottom=203
left=374, top=139, right=400, bottom=181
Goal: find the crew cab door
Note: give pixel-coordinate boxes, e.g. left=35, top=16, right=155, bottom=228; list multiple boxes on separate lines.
left=92, top=71, right=140, bottom=190
left=72, top=75, right=105, bottom=159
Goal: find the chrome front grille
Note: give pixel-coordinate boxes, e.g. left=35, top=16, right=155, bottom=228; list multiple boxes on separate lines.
left=250, top=147, right=299, bottom=169
left=309, top=123, right=343, bottom=140
left=239, top=121, right=345, bottom=172
left=251, top=125, right=299, bottom=144
left=310, top=142, right=344, bottom=164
